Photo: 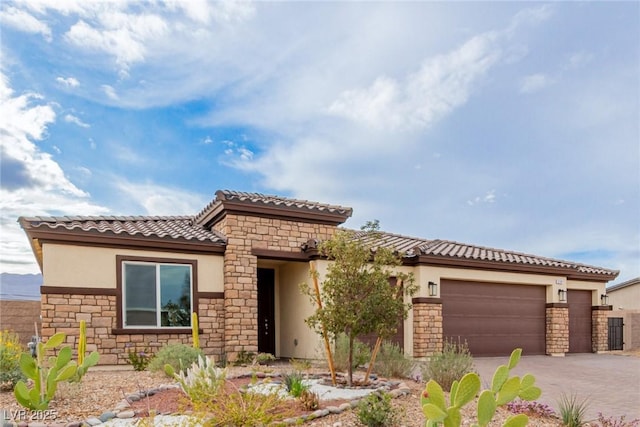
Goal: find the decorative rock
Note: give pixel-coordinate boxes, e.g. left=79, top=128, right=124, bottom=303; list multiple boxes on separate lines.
left=326, top=405, right=341, bottom=414
left=389, top=389, right=403, bottom=398
left=312, top=409, right=330, bottom=418
left=116, top=410, right=135, bottom=419
left=125, top=393, right=140, bottom=402
left=65, top=422, right=81, bottom=427
left=338, top=402, right=351, bottom=412
left=98, top=411, right=116, bottom=422
left=332, top=423, right=343, bottom=427
left=84, top=418, right=102, bottom=426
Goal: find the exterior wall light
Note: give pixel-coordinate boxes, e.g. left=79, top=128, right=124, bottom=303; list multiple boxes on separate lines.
left=428, top=281, right=438, bottom=297
left=558, top=289, right=567, bottom=302
left=600, top=294, right=609, bottom=305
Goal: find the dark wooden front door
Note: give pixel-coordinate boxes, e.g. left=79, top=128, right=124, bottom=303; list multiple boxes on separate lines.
left=568, top=290, right=592, bottom=353
left=257, top=268, right=275, bottom=355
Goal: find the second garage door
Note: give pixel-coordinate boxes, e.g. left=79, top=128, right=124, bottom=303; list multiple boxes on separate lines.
left=441, top=280, right=546, bottom=356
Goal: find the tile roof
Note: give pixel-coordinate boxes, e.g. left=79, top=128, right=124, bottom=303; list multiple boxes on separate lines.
left=348, top=230, right=618, bottom=278
left=18, top=191, right=618, bottom=280
left=194, top=190, right=353, bottom=225
left=19, top=216, right=226, bottom=244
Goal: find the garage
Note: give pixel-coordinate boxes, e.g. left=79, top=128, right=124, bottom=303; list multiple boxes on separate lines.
left=441, top=279, right=546, bottom=356
left=568, top=289, right=592, bottom=353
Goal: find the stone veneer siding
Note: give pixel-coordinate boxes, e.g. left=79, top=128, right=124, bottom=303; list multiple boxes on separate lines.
left=413, top=300, right=443, bottom=357
left=592, top=306, right=612, bottom=353
left=546, top=305, right=569, bottom=355
left=41, top=293, right=226, bottom=365
left=212, top=214, right=337, bottom=359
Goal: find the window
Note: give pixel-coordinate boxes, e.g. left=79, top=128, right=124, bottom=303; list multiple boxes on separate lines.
left=122, top=261, right=193, bottom=328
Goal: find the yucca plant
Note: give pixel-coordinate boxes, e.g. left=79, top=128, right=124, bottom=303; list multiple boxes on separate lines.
left=557, top=393, right=590, bottom=427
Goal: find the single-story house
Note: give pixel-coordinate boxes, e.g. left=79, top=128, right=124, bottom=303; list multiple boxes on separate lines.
left=606, top=277, right=640, bottom=351
left=19, top=190, right=619, bottom=364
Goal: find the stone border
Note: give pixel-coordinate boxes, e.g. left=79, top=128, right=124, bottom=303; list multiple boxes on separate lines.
left=1, top=372, right=413, bottom=427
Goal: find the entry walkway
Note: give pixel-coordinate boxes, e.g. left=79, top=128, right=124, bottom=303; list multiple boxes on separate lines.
left=473, top=353, right=640, bottom=421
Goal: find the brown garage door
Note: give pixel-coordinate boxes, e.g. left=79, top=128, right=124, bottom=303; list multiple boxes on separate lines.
left=441, top=280, right=546, bottom=356
left=568, top=290, right=592, bottom=353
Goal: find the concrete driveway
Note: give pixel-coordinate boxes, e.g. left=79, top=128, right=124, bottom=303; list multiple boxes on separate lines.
left=472, top=353, right=640, bottom=422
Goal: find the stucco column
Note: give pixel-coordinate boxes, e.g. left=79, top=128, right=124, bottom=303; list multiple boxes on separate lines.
left=592, top=305, right=612, bottom=353
left=412, top=298, right=443, bottom=358
left=546, top=303, right=569, bottom=356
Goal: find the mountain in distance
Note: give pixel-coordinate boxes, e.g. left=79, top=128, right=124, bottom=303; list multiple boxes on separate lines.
left=0, top=273, right=42, bottom=300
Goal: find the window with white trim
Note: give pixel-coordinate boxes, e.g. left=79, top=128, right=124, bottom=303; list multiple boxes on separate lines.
left=122, top=261, right=192, bottom=327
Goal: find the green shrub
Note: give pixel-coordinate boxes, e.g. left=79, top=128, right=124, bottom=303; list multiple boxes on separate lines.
left=357, top=392, right=400, bottom=427
left=233, top=349, right=255, bottom=366
left=558, top=392, right=589, bottom=427
left=127, top=347, right=152, bottom=371
left=202, top=385, right=289, bottom=426
left=254, top=352, right=276, bottom=365
left=373, top=341, right=413, bottom=378
left=165, top=355, right=226, bottom=404
left=148, top=343, right=203, bottom=375
left=282, top=371, right=309, bottom=398
left=333, top=333, right=371, bottom=371
left=299, top=388, right=320, bottom=410
left=423, top=338, right=474, bottom=391
left=0, top=330, right=26, bottom=391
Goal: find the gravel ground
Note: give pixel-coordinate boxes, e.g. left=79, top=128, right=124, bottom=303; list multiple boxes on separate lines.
left=0, top=366, right=564, bottom=426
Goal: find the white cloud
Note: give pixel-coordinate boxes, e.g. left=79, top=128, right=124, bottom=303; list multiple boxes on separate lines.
left=467, top=190, right=497, bottom=206
left=114, top=179, right=207, bottom=216
left=64, top=113, right=90, bottom=128
left=220, top=140, right=255, bottom=164
left=164, top=0, right=255, bottom=24
left=328, top=31, right=502, bottom=131
left=65, top=13, right=168, bottom=75
left=0, top=6, right=52, bottom=41
left=101, top=84, right=119, bottom=100
left=0, top=70, right=108, bottom=273
left=56, top=76, right=80, bottom=87
left=520, top=73, right=554, bottom=94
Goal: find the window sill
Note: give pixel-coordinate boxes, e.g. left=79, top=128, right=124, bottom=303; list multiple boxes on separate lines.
left=112, top=328, right=203, bottom=335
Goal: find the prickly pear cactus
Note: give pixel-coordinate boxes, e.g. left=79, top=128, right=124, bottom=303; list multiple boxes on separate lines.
left=421, top=348, right=542, bottom=427
left=14, top=332, right=78, bottom=410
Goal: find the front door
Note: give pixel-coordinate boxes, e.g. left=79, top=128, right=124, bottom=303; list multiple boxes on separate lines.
left=257, top=268, right=275, bottom=355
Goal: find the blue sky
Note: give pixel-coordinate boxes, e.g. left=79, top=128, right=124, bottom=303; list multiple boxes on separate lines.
left=0, top=1, right=638, bottom=285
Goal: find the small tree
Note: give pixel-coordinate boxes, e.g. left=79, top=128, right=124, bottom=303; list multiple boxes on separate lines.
left=301, top=220, right=417, bottom=386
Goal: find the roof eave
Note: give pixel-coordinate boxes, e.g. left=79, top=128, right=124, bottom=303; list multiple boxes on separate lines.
left=207, top=199, right=352, bottom=227
left=411, top=254, right=618, bottom=282
left=26, top=229, right=226, bottom=255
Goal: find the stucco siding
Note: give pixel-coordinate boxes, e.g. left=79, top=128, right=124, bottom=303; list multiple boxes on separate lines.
left=42, top=243, right=224, bottom=292
left=609, top=285, right=640, bottom=311
left=277, top=262, right=320, bottom=359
